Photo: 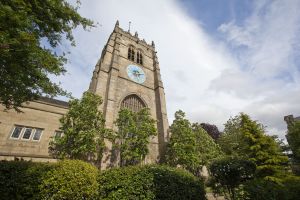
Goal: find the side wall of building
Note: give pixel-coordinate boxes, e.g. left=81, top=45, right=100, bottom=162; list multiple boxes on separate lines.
left=0, top=101, right=68, bottom=162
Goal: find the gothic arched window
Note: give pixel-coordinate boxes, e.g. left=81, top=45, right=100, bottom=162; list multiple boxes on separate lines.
left=137, top=50, right=143, bottom=65
left=128, top=46, right=135, bottom=61
left=120, top=94, right=146, bottom=112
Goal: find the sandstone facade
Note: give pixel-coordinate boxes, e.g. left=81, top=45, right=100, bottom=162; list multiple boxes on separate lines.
left=89, top=21, right=169, bottom=168
left=0, top=98, right=68, bottom=162
left=0, top=22, right=169, bottom=168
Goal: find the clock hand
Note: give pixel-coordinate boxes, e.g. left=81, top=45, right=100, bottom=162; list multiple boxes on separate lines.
left=135, top=72, right=143, bottom=76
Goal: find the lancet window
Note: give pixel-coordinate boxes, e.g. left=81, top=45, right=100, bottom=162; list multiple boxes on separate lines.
left=137, top=50, right=143, bottom=65
left=128, top=46, right=135, bottom=61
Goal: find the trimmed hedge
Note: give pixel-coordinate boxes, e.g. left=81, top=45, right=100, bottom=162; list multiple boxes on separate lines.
left=39, top=159, right=99, bottom=200
left=98, top=165, right=206, bottom=200
left=0, top=161, right=205, bottom=200
left=0, top=160, right=52, bottom=200
left=0, top=160, right=98, bottom=200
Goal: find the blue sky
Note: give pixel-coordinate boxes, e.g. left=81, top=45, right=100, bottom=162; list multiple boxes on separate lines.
left=53, top=0, right=300, bottom=139
left=179, top=0, right=253, bottom=33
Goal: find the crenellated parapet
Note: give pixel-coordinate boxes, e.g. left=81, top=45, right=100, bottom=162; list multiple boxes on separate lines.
left=114, top=20, right=156, bottom=51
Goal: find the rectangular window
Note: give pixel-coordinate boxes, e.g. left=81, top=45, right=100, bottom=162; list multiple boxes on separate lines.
left=22, top=128, right=32, bottom=140
left=11, top=126, right=23, bottom=139
left=10, top=125, right=43, bottom=142
left=54, top=131, right=63, bottom=138
left=32, top=129, right=43, bottom=141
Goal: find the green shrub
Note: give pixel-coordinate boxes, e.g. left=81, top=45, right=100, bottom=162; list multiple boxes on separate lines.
left=244, top=176, right=300, bottom=200
left=0, top=161, right=205, bottom=200
left=0, top=160, right=52, bottom=200
left=39, top=159, right=98, bottom=200
left=283, top=176, right=300, bottom=200
left=98, top=165, right=206, bottom=200
left=148, top=165, right=205, bottom=199
left=98, top=165, right=154, bottom=200
left=243, top=178, right=286, bottom=200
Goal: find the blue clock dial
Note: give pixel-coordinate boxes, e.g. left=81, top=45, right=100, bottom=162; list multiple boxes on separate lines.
left=127, top=65, right=146, bottom=84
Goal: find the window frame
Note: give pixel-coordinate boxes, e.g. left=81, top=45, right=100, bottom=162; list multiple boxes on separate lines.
left=128, top=46, right=136, bottom=62
left=10, top=126, right=24, bottom=140
left=9, top=125, right=44, bottom=142
left=54, top=130, right=63, bottom=139
left=120, top=94, right=146, bottom=112
left=21, top=127, right=33, bottom=140
left=136, top=50, right=143, bottom=65
left=32, top=128, right=43, bottom=142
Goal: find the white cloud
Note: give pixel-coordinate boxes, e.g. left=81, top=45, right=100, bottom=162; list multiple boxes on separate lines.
left=54, top=0, right=300, bottom=140
left=213, top=0, right=300, bottom=138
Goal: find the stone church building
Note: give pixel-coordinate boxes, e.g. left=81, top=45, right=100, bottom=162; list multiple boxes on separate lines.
left=0, top=21, right=169, bottom=168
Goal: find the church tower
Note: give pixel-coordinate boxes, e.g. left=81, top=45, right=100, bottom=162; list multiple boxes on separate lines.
left=89, top=21, right=169, bottom=168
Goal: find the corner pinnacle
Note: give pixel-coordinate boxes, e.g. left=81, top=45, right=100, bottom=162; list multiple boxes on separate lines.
left=115, top=20, right=119, bottom=27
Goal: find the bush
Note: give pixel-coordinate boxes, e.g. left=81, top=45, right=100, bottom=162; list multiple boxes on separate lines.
left=98, top=165, right=154, bottom=199
left=243, top=178, right=286, bottom=200
left=39, top=159, right=98, bottom=200
left=148, top=166, right=205, bottom=199
left=0, top=161, right=205, bottom=200
left=244, top=176, right=300, bottom=200
left=98, top=165, right=206, bottom=200
left=0, top=160, right=52, bottom=200
left=283, top=176, right=300, bottom=199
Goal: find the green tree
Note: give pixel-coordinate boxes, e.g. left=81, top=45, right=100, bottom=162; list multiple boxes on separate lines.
left=218, top=113, right=289, bottom=178
left=209, top=157, right=256, bottom=200
left=192, top=123, right=223, bottom=167
left=0, top=0, right=94, bottom=110
left=166, top=110, right=222, bottom=176
left=218, top=115, right=249, bottom=157
left=114, top=108, right=157, bottom=166
left=49, top=92, right=108, bottom=166
left=286, top=121, right=300, bottom=175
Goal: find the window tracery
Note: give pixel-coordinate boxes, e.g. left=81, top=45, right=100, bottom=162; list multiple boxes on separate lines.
left=120, top=94, right=146, bottom=112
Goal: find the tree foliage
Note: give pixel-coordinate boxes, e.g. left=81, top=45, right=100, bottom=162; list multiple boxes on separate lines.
left=192, top=123, right=223, bottom=166
left=218, top=113, right=289, bottom=178
left=244, top=175, right=300, bottom=200
left=49, top=92, right=107, bottom=165
left=218, top=115, right=249, bottom=156
left=209, top=157, right=256, bottom=200
left=200, top=123, right=221, bottom=140
left=166, top=110, right=222, bottom=176
left=114, top=108, right=157, bottom=166
left=286, top=120, right=300, bottom=175
left=0, top=0, right=94, bottom=110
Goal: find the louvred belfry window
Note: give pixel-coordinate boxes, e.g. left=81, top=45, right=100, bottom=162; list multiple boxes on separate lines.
left=128, top=46, right=135, bottom=61
left=137, top=50, right=143, bottom=65
left=121, top=94, right=145, bottom=112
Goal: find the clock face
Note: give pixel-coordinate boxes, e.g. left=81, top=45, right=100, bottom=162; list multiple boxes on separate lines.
left=127, top=65, right=146, bottom=84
